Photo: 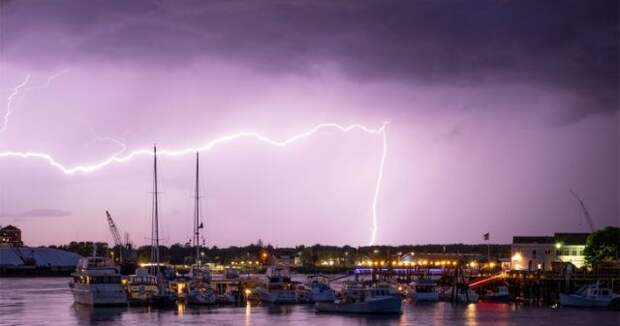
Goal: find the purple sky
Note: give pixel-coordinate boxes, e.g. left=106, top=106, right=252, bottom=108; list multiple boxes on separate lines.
left=0, top=0, right=617, bottom=247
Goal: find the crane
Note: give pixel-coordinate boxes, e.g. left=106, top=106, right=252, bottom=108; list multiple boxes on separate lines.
left=569, top=189, right=595, bottom=232
left=106, top=210, right=127, bottom=263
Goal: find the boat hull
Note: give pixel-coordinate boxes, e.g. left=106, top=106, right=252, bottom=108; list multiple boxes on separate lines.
left=70, top=283, right=127, bottom=306
left=256, top=288, right=297, bottom=304
left=560, top=294, right=615, bottom=308
left=315, top=296, right=402, bottom=314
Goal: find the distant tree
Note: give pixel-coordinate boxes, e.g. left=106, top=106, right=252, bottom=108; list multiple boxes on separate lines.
left=584, top=226, right=620, bottom=266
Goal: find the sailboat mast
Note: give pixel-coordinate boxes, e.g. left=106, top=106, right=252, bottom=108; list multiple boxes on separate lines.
left=194, top=152, right=201, bottom=265
left=151, top=146, right=161, bottom=277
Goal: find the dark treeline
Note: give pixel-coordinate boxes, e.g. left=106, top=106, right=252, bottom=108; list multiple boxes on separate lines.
left=47, top=242, right=511, bottom=265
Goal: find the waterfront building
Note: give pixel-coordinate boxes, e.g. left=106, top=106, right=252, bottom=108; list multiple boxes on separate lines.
left=511, top=232, right=590, bottom=271
left=0, top=225, right=23, bottom=247
left=554, top=233, right=589, bottom=268
left=511, top=236, right=556, bottom=271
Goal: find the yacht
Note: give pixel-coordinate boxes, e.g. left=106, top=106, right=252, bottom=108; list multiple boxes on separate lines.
left=560, top=282, right=619, bottom=308
left=256, top=265, right=297, bottom=303
left=412, top=278, right=439, bottom=302
left=315, top=282, right=401, bottom=314
left=69, top=256, right=127, bottom=306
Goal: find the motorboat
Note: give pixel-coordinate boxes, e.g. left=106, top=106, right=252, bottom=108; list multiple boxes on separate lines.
left=412, top=278, right=439, bottom=302
left=255, top=265, right=297, bottom=303
left=560, top=282, right=619, bottom=308
left=68, top=256, right=127, bottom=306
left=315, top=282, right=401, bottom=314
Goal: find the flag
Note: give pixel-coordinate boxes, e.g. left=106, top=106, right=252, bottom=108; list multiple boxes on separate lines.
left=483, top=232, right=490, bottom=241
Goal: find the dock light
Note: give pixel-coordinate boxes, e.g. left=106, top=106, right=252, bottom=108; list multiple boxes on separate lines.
left=121, top=279, right=128, bottom=286
left=469, top=261, right=477, bottom=268
left=555, top=242, right=562, bottom=249
left=490, top=262, right=496, bottom=268
left=244, top=289, right=252, bottom=296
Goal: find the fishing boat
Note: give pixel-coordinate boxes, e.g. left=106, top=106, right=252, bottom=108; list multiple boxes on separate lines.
left=256, top=265, right=297, bottom=303
left=126, top=268, right=159, bottom=305
left=560, top=282, right=619, bottom=308
left=68, top=256, right=127, bottom=306
left=480, top=285, right=511, bottom=302
left=315, top=282, right=401, bottom=314
left=300, top=275, right=337, bottom=303
left=412, top=278, right=439, bottom=302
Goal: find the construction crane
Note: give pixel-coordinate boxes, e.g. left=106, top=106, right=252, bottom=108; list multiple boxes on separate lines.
left=569, top=189, right=595, bottom=232
left=106, top=210, right=127, bottom=263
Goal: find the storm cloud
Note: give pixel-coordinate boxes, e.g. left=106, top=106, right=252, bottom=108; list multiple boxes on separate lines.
left=1, top=0, right=617, bottom=122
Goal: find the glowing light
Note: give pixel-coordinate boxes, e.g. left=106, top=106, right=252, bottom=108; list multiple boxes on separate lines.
left=512, top=253, right=522, bottom=262
left=555, top=242, right=562, bottom=249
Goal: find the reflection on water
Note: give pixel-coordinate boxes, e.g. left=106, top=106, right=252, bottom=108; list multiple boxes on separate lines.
left=1, top=278, right=618, bottom=326
left=72, top=304, right=126, bottom=324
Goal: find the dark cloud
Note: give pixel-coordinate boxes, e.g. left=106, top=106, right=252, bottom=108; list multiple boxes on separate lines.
left=0, top=209, right=72, bottom=219
left=1, top=0, right=617, bottom=121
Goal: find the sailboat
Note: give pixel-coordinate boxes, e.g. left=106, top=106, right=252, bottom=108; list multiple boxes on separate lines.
left=186, top=152, right=217, bottom=305
left=127, top=146, right=177, bottom=306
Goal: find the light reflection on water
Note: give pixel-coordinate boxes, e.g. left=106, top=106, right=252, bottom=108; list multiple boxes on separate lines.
left=0, top=278, right=618, bottom=326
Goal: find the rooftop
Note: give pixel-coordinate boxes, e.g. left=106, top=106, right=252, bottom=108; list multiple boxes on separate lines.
left=554, top=233, right=590, bottom=245
left=512, top=236, right=554, bottom=244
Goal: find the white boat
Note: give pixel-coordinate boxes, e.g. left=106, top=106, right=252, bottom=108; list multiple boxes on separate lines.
left=256, top=265, right=297, bottom=303
left=187, top=265, right=217, bottom=305
left=315, top=282, right=401, bottom=314
left=412, top=278, right=439, bottom=302
left=560, top=282, right=619, bottom=308
left=68, top=256, right=127, bottom=306
left=126, top=268, right=159, bottom=304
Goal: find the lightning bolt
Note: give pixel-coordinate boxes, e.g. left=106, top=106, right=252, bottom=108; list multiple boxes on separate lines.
left=0, top=122, right=388, bottom=244
left=1, top=74, right=31, bottom=134
left=1, top=70, right=68, bottom=135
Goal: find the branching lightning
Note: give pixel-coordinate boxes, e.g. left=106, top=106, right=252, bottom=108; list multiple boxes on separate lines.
left=1, top=74, right=31, bottom=134
left=3, top=74, right=387, bottom=244
left=0, top=122, right=388, bottom=244
left=1, top=70, right=68, bottom=135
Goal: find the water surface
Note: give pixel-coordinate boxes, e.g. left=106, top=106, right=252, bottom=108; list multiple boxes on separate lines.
left=0, top=278, right=618, bottom=325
